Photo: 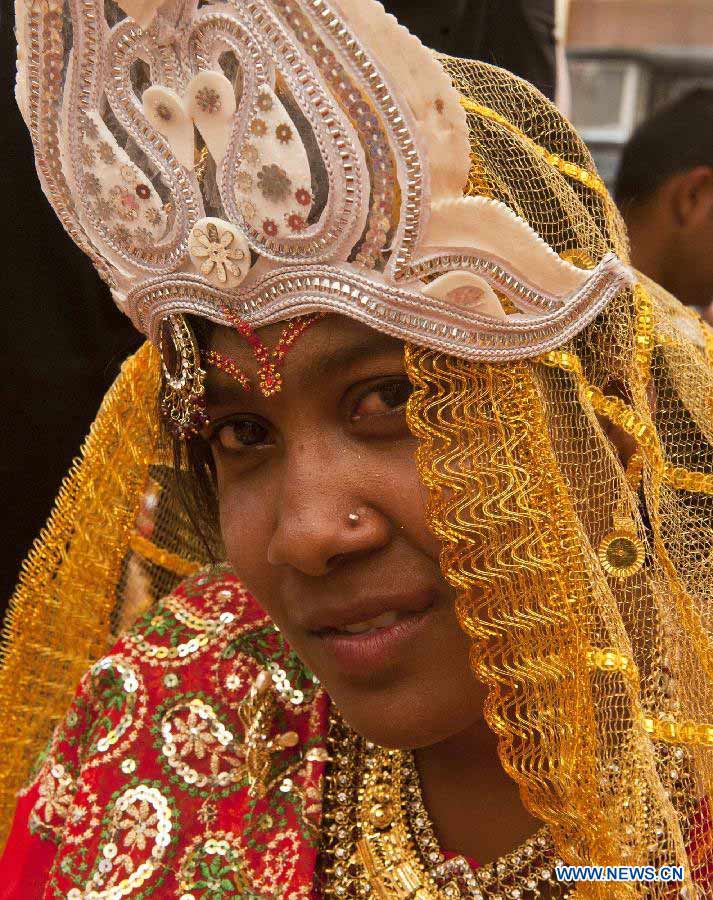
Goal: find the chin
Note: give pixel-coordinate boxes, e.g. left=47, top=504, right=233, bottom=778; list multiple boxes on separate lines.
left=282, top=616, right=484, bottom=749
left=322, top=678, right=482, bottom=751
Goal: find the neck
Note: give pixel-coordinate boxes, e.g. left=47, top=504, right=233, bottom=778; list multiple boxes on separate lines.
left=624, top=204, right=700, bottom=307
left=412, top=716, right=542, bottom=864
left=625, top=210, right=666, bottom=283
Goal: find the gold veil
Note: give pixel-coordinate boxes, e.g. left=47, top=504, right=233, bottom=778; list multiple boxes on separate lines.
left=3, top=50, right=713, bottom=900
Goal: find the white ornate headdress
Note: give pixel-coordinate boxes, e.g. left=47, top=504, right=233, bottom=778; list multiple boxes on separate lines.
left=15, top=0, right=629, bottom=432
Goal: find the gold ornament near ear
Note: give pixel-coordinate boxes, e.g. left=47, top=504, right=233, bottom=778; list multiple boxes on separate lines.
left=598, top=455, right=647, bottom=579
left=159, top=315, right=208, bottom=439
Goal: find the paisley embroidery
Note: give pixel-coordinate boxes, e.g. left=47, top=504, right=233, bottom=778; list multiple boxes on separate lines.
left=124, top=576, right=252, bottom=666
left=65, top=783, right=176, bottom=899
left=154, top=695, right=246, bottom=795
left=24, top=570, right=330, bottom=896
left=28, top=762, right=75, bottom=842
left=84, top=657, right=145, bottom=766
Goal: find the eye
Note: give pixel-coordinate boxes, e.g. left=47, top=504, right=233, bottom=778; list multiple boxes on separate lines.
left=351, top=378, right=413, bottom=421
left=209, top=417, right=271, bottom=452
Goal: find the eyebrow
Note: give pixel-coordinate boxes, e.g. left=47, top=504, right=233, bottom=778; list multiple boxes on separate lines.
left=306, top=334, right=403, bottom=383
left=204, top=330, right=404, bottom=406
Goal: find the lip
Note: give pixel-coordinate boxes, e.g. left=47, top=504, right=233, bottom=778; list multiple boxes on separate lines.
left=315, top=605, right=435, bottom=678
left=302, top=590, right=435, bottom=634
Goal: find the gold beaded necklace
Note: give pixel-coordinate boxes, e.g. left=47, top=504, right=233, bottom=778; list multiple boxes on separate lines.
left=318, top=713, right=573, bottom=899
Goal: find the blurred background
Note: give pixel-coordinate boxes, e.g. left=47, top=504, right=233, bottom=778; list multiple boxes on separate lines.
left=566, top=0, right=713, bottom=184
left=2, top=0, right=712, bottom=613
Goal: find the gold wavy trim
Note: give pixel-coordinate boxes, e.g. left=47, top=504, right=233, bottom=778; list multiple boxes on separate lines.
left=129, top=532, right=201, bottom=578
left=405, top=348, right=641, bottom=882
left=459, top=97, right=608, bottom=199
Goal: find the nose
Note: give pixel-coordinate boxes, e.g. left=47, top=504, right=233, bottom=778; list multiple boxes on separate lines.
left=266, top=441, right=391, bottom=577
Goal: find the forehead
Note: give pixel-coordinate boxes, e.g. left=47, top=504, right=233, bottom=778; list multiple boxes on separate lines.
left=205, top=313, right=405, bottom=375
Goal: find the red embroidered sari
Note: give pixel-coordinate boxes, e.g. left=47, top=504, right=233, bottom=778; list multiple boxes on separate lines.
left=0, top=570, right=329, bottom=898
left=1, top=570, right=711, bottom=897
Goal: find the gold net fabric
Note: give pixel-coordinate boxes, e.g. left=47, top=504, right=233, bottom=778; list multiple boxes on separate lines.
left=403, top=58, right=713, bottom=895
left=0, top=343, right=215, bottom=840
left=0, top=55, right=712, bottom=897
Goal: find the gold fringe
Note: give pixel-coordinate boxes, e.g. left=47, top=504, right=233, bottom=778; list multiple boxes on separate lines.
left=0, top=342, right=162, bottom=845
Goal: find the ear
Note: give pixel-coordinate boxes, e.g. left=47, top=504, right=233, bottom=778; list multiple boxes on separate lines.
left=671, top=166, right=713, bottom=228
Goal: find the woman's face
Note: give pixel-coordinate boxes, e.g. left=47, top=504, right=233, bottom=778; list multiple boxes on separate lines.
left=204, top=314, right=484, bottom=749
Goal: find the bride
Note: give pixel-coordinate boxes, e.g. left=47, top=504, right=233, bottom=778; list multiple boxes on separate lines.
left=1, top=0, right=711, bottom=895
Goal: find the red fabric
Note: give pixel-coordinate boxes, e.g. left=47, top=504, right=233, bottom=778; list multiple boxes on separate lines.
left=0, top=571, right=329, bottom=898
left=0, top=783, right=56, bottom=899
left=0, top=568, right=710, bottom=897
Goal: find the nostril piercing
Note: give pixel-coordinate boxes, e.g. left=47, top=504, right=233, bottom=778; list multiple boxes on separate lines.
left=347, top=511, right=360, bottom=525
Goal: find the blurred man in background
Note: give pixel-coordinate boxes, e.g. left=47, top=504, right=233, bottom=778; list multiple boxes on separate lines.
left=615, top=89, right=713, bottom=324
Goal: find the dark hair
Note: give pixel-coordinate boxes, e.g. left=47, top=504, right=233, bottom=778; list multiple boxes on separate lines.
left=614, top=88, right=713, bottom=207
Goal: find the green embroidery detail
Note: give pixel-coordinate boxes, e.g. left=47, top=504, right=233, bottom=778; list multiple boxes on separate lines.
left=151, top=693, right=248, bottom=800
left=181, top=838, right=261, bottom=899
left=83, top=661, right=137, bottom=758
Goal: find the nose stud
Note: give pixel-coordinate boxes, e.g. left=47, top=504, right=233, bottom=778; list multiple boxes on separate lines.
left=347, top=511, right=361, bottom=526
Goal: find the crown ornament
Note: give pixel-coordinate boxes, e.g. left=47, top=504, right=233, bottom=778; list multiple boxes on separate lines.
left=15, top=0, right=632, bottom=430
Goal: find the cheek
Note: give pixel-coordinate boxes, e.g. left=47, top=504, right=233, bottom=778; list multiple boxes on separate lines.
left=390, top=445, right=442, bottom=559
left=212, top=437, right=444, bottom=636
left=214, top=463, right=278, bottom=607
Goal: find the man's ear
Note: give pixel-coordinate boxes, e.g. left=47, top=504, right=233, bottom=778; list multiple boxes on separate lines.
left=670, top=166, right=713, bottom=228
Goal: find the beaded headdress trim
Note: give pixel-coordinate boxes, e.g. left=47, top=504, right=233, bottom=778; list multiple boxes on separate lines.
left=15, top=0, right=632, bottom=388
